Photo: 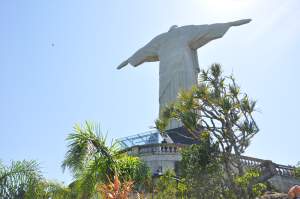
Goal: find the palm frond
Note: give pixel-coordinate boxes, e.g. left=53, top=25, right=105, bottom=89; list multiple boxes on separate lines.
left=62, top=121, right=117, bottom=176
left=0, top=160, right=43, bottom=198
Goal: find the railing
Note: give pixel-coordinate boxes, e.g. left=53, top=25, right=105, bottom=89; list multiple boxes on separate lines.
left=234, top=155, right=295, bottom=177
left=275, top=164, right=295, bottom=177
left=123, top=143, right=296, bottom=177
left=240, top=155, right=265, bottom=167
left=127, top=143, right=185, bottom=155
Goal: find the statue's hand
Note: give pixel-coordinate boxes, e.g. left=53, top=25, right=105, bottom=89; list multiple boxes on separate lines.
left=229, top=19, right=251, bottom=27
left=117, top=59, right=129, bottom=70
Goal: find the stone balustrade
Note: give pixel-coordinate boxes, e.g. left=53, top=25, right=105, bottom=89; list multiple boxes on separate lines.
left=239, top=155, right=295, bottom=177
left=124, top=143, right=185, bottom=155
left=123, top=143, right=297, bottom=178
left=275, top=165, right=295, bottom=177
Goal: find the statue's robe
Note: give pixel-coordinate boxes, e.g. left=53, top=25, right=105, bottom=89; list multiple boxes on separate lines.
left=126, top=23, right=232, bottom=129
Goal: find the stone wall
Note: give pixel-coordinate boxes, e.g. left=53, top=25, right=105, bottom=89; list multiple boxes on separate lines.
left=125, top=143, right=182, bottom=174
left=269, top=175, right=300, bottom=193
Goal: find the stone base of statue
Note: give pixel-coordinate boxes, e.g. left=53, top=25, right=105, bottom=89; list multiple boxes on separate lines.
left=164, top=126, right=199, bottom=145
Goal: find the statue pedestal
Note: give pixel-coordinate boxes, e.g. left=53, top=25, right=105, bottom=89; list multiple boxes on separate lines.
left=165, top=126, right=199, bottom=145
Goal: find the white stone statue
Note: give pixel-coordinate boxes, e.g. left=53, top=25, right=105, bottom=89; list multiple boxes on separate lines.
left=117, top=19, right=251, bottom=129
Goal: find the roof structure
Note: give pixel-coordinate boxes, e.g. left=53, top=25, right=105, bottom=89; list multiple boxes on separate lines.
left=116, top=130, right=160, bottom=149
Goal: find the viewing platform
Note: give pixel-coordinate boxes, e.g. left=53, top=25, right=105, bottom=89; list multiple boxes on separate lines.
left=117, top=130, right=300, bottom=192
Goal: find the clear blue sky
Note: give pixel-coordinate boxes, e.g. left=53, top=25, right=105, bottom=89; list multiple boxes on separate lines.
left=1, top=0, right=299, bottom=184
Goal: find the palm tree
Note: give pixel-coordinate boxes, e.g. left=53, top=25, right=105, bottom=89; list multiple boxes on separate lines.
left=0, top=160, right=73, bottom=199
left=0, top=160, right=44, bottom=198
left=62, top=122, right=151, bottom=198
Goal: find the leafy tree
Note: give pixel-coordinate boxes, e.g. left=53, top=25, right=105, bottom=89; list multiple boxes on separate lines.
left=62, top=122, right=151, bottom=198
left=234, top=169, right=267, bottom=198
left=154, top=170, right=187, bottom=199
left=180, top=136, right=225, bottom=198
left=156, top=64, right=267, bottom=198
left=115, top=155, right=151, bottom=191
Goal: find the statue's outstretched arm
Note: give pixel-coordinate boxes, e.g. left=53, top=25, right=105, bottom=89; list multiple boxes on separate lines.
left=190, top=19, right=251, bottom=49
left=209, top=18, right=252, bottom=38
left=117, top=59, right=129, bottom=70
left=117, top=38, right=159, bottom=69
left=228, top=19, right=251, bottom=27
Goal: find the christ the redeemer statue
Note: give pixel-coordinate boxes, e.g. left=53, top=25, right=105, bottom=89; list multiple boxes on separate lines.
left=117, top=19, right=251, bottom=129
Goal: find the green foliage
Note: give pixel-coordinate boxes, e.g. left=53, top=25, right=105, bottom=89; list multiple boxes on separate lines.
left=179, top=142, right=267, bottom=199
left=0, top=122, right=151, bottom=198
left=156, top=64, right=264, bottom=198
left=180, top=140, right=225, bottom=199
left=62, top=122, right=118, bottom=177
left=294, top=162, right=300, bottom=179
left=43, top=181, right=72, bottom=199
left=0, top=160, right=71, bottom=199
left=62, top=121, right=151, bottom=197
left=181, top=135, right=219, bottom=170
left=0, top=160, right=43, bottom=198
left=155, top=170, right=187, bottom=199
left=116, top=155, right=151, bottom=191
left=235, top=169, right=267, bottom=197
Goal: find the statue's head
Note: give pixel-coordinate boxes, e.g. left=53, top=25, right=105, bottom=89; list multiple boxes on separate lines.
left=168, top=25, right=178, bottom=32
